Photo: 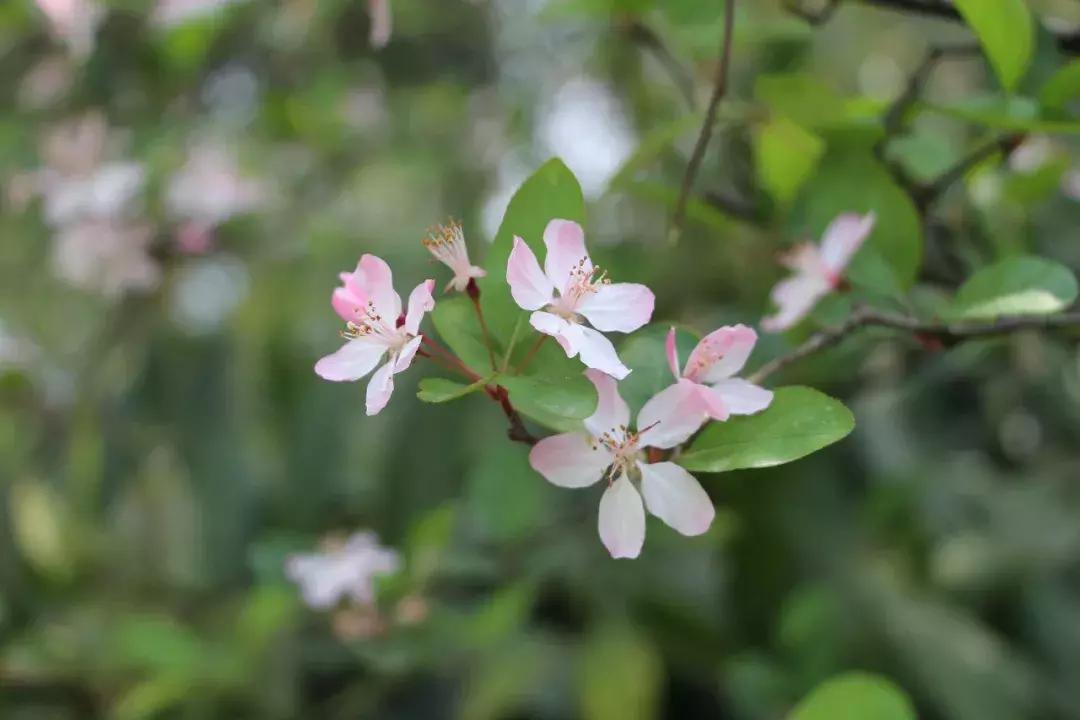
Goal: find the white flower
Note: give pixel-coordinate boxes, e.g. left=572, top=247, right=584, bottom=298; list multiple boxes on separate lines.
left=422, top=219, right=486, bottom=293
left=286, top=531, right=400, bottom=610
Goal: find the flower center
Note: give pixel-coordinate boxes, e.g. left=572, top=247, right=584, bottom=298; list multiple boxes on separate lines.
left=552, top=257, right=609, bottom=316
left=422, top=220, right=468, bottom=270
left=593, top=425, right=644, bottom=478
left=342, top=301, right=408, bottom=349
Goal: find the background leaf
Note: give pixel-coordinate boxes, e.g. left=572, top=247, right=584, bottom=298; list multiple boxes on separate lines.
left=951, top=256, right=1078, bottom=319
left=954, top=0, right=1034, bottom=91
left=790, top=673, right=916, bottom=720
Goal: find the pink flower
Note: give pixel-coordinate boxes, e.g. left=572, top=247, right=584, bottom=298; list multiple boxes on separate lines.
left=34, top=0, right=103, bottom=58
left=369, top=0, right=391, bottom=48
left=166, top=140, right=265, bottom=229
left=761, top=213, right=875, bottom=333
left=641, top=326, right=772, bottom=439
left=285, top=531, right=400, bottom=610
left=529, top=370, right=715, bottom=559
left=506, top=219, right=654, bottom=379
left=315, top=255, right=435, bottom=416
left=422, top=219, right=486, bottom=292
left=52, top=219, right=160, bottom=297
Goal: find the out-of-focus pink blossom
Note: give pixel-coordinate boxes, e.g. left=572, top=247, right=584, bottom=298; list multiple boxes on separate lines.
left=640, top=326, right=773, bottom=444
left=285, top=531, right=400, bottom=611
left=315, top=255, right=435, bottom=415
left=529, top=370, right=715, bottom=559
left=166, top=141, right=265, bottom=253
left=506, top=219, right=653, bottom=379
left=369, top=0, right=391, bottom=48
left=18, top=56, right=74, bottom=110
left=762, top=213, right=875, bottom=333
left=33, top=0, right=103, bottom=58
left=152, top=0, right=241, bottom=27
left=33, top=113, right=145, bottom=227
left=423, top=220, right=486, bottom=293
left=52, top=220, right=160, bottom=297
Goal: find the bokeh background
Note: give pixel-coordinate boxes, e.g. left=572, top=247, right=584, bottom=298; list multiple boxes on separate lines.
left=5, top=0, right=1080, bottom=718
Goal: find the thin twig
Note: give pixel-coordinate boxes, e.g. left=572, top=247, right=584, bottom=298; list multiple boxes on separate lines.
left=914, top=134, right=1021, bottom=209
left=622, top=19, right=698, bottom=110
left=749, top=308, right=1080, bottom=384
left=670, top=0, right=737, bottom=241
left=783, top=0, right=841, bottom=25
left=518, top=334, right=548, bottom=374
left=466, top=280, right=498, bottom=371
left=493, top=385, right=538, bottom=446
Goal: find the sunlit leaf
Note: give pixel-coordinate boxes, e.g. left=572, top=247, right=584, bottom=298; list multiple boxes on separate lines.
left=954, top=0, right=1034, bottom=91
left=951, top=256, right=1078, bottom=319
left=679, top=387, right=854, bottom=473
left=755, top=116, right=825, bottom=204
left=790, top=673, right=916, bottom=720
left=1040, top=59, right=1080, bottom=112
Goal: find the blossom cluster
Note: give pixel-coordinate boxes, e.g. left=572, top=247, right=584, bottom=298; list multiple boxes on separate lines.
left=315, top=212, right=875, bottom=558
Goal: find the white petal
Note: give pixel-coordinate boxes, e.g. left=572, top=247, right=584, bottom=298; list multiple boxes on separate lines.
left=576, top=326, right=630, bottom=379
left=577, top=283, right=655, bottom=333
left=761, top=273, right=830, bottom=333
left=637, top=380, right=709, bottom=449
left=529, top=432, right=612, bottom=488
left=394, top=335, right=423, bottom=372
left=542, top=219, right=590, bottom=291
left=583, top=369, right=630, bottom=437
left=529, top=310, right=580, bottom=357
left=404, top=279, right=435, bottom=335
left=507, top=236, right=555, bottom=311
left=819, top=212, right=876, bottom=275
left=638, top=461, right=715, bottom=537
left=314, top=338, right=388, bottom=382
left=598, top=476, right=645, bottom=559
left=708, top=378, right=773, bottom=416
left=365, top=360, right=396, bottom=415
left=685, top=325, right=758, bottom=384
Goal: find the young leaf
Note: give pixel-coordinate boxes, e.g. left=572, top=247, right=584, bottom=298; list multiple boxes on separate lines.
left=755, top=116, right=825, bottom=203
left=951, top=256, right=1079, bottom=320
left=417, top=376, right=492, bottom=403
left=954, top=0, right=1034, bottom=92
left=500, top=373, right=597, bottom=432
left=480, top=159, right=586, bottom=343
left=679, top=387, right=854, bottom=473
left=790, top=673, right=916, bottom=720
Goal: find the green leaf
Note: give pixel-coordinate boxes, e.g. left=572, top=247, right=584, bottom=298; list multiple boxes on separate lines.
left=10, top=481, right=74, bottom=582
left=467, top=434, right=550, bottom=540
left=480, top=159, right=586, bottom=342
left=954, top=0, right=1034, bottom=91
left=617, top=324, right=700, bottom=415
left=755, top=117, right=825, bottom=204
left=791, top=142, right=922, bottom=287
left=500, top=373, right=597, bottom=432
left=580, top=624, right=662, bottom=720
left=418, top=376, right=493, bottom=403
left=755, top=74, right=846, bottom=128
left=923, top=96, right=1080, bottom=134
left=1040, top=59, right=1080, bottom=111
left=790, top=673, right=916, bottom=720
left=431, top=295, right=499, bottom=375
left=951, top=256, right=1079, bottom=319
left=679, top=387, right=854, bottom=473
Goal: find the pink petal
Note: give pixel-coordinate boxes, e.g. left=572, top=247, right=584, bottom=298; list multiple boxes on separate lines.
left=368, top=0, right=392, bottom=48
left=577, top=283, right=655, bottom=334
left=365, top=360, right=395, bottom=415
left=314, top=339, right=387, bottom=382
left=357, top=254, right=402, bottom=322
left=404, top=279, right=435, bottom=335
left=577, top=326, right=630, bottom=380
left=697, top=383, right=729, bottom=421
left=542, top=219, right=591, bottom=292
left=665, top=327, right=681, bottom=379
left=684, top=324, right=758, bottom=384
left=761, top=274, right=830, bottom=333
left=583, top=368, right=630, bottom=438
left=332, top=285, right=366, bottom=323
left=707, top=379, right=772, bottom=416
left=637, top=380, right=709, bottom=450
left=819, top=212, right=875, bottom=276
left=598, top=476, right=645, bottom=559
left=529, top=310, right=580, bottom=357
left=394, top=335, right=423, bottom=372
left=638, top=461, right=714, bottom=537
left=507, top=236, right=555, bottom=311
left=529, top=432, right=612, bottom=488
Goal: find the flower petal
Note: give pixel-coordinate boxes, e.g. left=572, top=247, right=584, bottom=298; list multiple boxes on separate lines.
left=507, top=236, right=555, bottom=311
left=365, top=360, right=396, bottom=415
left=819, top=212, right=875, bottom=275
left=598, top=476, right=645, bottom=559
left=542, top=219, right=590, bottom=291
left=584, top=368, right=630, bottom=437
left=577, top=326, right=630, bottom=379
left=368, top=0, right=392, bottom=48
left=666, top=327, right=681, bottom=379
left=394, top=335, right=423, bottom=372
left=530, top=310, right=580, bottom=357
left=638, top=461, right=714, bottom=537
left=577, top=282, right=655, bottom=333
left=761, top=274, right=830, bottom=333
left=529, top=432, right=612, bottom=488
left=637, top=380, right=709, bottom=449
left=404, top=279, right=435, bottom=335
left=708, top=378, right=773, bottom=416
left=332, top=285, right=366, bottom=324
left=358, top=254, right=402, bottom=321
left=684, top=324, right=759, bottom=384
left=314, top=339, right=387, bottom=382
